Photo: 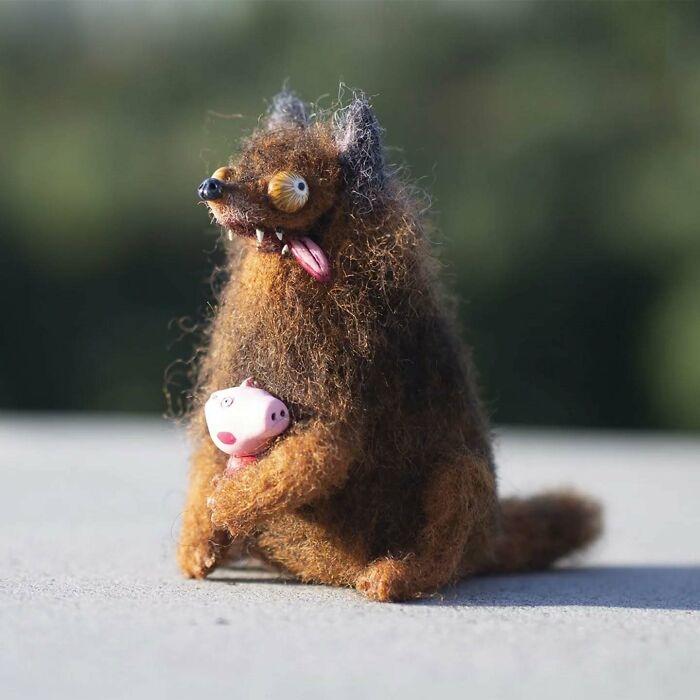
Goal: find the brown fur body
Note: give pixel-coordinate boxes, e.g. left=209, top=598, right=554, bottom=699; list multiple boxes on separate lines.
left=178, top=92, right=601, bottom=601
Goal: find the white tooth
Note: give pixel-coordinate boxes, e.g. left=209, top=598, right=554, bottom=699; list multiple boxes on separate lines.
left=227, top=229, right=233, bottom=241
left=256, top=228, right=265, bottom=243
left=281, top=244, right=289, bottom=256
left=275, top=229, right=284, bottom=241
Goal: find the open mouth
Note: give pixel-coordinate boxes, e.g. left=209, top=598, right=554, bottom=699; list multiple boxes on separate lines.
left=227, top=221, right=332, bottom=283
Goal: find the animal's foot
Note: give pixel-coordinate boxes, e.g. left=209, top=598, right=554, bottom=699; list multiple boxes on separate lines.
left=355, top=559, right=413, bottom=602
left=177, top=537, right=219, bottom=580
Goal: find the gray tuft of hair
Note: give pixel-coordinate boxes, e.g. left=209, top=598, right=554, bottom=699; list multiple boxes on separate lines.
left=334, top=95, right=386, bottom=213
left=266, top=88, right=309, bottom=130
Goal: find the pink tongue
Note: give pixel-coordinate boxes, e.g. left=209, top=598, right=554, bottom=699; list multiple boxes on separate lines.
left=287, top=236, right=332, bottom=283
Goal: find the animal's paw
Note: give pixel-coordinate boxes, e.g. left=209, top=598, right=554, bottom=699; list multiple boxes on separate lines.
left=207, top=490, right=228, bottom=530
left=356, top=559, right=412, bottom=602
left=206, top=473, right=227, bottom=526
left=207, top=477, right=246, bottom=535
left=177, top=537, right=219, bottom=580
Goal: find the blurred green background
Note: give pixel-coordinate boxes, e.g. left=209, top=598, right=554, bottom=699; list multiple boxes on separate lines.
left=1, top=0, right=698, bottom=430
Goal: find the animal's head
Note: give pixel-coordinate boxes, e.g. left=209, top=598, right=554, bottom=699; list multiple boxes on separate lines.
left=197, top=90, right=386, bottom=283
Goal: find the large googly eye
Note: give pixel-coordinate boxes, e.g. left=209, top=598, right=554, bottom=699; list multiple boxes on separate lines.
left=267, top=171, right=309, bottom=213
left=220, top=396, right=234, bottom=408
left=211, top=167, right=233, bottom=182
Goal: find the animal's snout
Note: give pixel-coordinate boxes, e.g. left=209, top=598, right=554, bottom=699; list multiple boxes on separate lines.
left=269, top=400, right=288, bottom=424
left=198, top=177, right=225, bottom=201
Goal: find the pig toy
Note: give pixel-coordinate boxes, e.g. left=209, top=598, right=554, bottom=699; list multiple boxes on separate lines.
left=204, top=378, right=290, bottom=473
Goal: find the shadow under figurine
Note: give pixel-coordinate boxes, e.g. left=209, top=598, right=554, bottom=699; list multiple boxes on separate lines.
left=178, top=88, right=602, bottom=601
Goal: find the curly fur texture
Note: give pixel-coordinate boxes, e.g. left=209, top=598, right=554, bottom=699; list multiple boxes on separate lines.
left=177, top=89, right=602, bottom=601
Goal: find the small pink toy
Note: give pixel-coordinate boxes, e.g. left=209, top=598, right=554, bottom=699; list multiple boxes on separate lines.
left=205, top=378, right=291, bottom=473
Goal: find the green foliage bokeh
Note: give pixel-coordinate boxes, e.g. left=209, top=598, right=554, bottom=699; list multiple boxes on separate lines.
left=1, top=0, right=698, bottom=430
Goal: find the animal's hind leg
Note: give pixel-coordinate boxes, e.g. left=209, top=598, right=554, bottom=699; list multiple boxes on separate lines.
left=254, top=509, right=371, bottom=588
left=355, top=454, right=497, bottom=602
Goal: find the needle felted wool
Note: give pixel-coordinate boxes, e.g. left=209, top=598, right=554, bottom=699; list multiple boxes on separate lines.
left=177, top=89, right=602, bottom=601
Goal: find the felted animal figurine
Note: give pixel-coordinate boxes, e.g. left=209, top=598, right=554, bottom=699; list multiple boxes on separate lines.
left=177, top=88, right=602, bottom=601
left=205, top=378, right=291, bottom=473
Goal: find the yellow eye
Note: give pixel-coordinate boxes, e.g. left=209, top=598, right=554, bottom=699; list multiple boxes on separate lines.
left=211, top=167, right=233, bottom=182
left=267, top=171, right=309, bottom=213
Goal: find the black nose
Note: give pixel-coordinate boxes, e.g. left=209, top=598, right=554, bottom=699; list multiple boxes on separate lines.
left=197, top=177, right=224, bottom=201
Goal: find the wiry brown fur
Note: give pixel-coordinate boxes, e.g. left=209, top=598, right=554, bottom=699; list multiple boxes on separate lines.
left=177, top=92, right=602, bottom=601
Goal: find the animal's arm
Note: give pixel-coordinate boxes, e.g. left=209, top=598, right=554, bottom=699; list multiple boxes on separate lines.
left=209, top=418, right=358, bottom=534
left=177, top=437, right=231, bottom=579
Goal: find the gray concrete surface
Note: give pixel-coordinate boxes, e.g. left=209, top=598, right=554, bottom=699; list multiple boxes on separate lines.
left=0, top=415, right=698, bottom=699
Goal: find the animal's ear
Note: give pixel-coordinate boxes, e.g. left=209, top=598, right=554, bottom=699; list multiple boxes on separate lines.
left=334, top=96, right=386, bottom=208
left=241, top=377, right=257, bottom=388
left=265, top=89, right=309, bottom=130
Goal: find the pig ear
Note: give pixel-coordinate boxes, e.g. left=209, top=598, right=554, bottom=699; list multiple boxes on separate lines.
left=241, top=377, right=257, bottom=388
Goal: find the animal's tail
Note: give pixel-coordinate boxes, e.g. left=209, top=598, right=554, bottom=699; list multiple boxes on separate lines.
left=482, top=491, right=602, bottom=574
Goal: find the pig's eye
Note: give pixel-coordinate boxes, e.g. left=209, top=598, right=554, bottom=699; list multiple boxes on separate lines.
left=220, top=397, right=234, bottom=408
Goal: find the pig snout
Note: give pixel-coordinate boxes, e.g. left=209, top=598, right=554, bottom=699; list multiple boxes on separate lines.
left=228, top=396, right=290, bottom=457
left=265, top=398, right=289, bottom=433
